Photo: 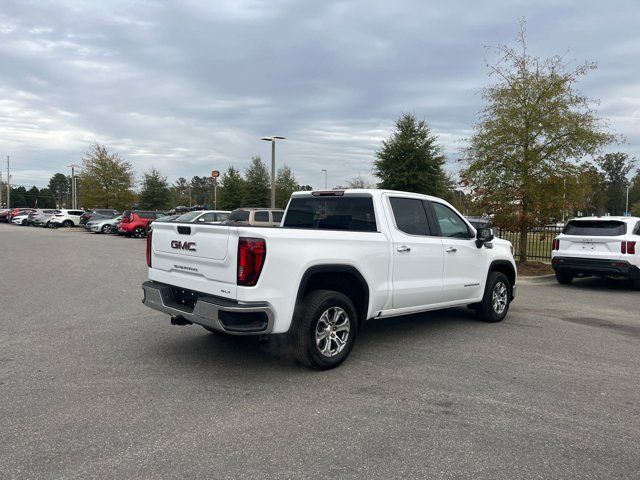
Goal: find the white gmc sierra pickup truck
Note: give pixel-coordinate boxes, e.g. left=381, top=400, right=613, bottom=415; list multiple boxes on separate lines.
left=142, top=189, right=517, bottom=369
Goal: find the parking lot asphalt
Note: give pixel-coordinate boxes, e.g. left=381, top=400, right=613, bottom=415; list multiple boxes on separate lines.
left=1, top=224, right=639, bottom=479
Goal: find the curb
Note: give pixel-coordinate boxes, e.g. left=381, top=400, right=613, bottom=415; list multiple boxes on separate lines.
left=518, top=274, right=555, bottom=284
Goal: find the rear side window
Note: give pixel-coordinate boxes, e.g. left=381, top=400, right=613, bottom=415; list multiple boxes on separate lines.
left=229, top=210, right=249, bottom=222
left=215, top=212, right=230, bottom=222
left=563, top=220, right=626, bottom=236
left=70, top=210, right=84, bottom=216
left=254, top=211, right=269, bottom=222
left=139, top=212, right=156, bottom=219
left=390, top=197, right=430, bottom=236
left=634, top=222, right=640, bottom=235
left=272, top=211, right=284, bottom=222
left=284, top=196, right=377, bottom=232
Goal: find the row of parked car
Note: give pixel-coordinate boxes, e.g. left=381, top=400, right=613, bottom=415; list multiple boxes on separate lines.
left=1, top=206, right=286, bottom=238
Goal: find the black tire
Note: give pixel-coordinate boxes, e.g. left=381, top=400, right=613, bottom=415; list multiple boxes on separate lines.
left=133, top=227, right=145, bottom=238
left=475, top=271, right=511, bottom=323
left=632, top=279, right=640, bottom=291
left=555, top=271, right=573, bottom=285
left=62, top=220, right=73, bottom=228
left=101, top=224, right=112, bottom=234
left=21, top=219, right=27, bottom=225
left=291, top=289, right=357, bottom=370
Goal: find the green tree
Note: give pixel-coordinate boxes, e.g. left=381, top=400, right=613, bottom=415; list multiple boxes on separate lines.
left=461, top=23, right=615, bottom=261
left=374, top=113, right=452, bottom=197
left=629, top=170, right=640, bottom=215
left=139, top=168, right=171, bottom=210
left=596, top=153, right=635, bottom=215
left=244, top=156, right=270, bottom=207
left=190, top=176, right=215, bottom=206
left=78, top=143, right=135, bottom=210
left=37, top=188, right=56, bottom=208
left=48, top=173, right=70, bottom=207
left=219, top=166, right=245, bottom=210
left=275, top=165, right=298, bottom=208
left=169, top=177, right=191, bottom=207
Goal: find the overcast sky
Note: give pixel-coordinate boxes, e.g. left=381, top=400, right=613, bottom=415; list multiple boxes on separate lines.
left=1, top=0, right=638, bottom=189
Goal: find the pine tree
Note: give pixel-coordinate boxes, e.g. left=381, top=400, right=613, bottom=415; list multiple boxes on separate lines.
left=374, top=113, right=451, bottom=197
left=219, top=166, right=245, bottom=210
left=244, top=156, right=270, bottom=207
left=139, top=168, right=171, bottom=210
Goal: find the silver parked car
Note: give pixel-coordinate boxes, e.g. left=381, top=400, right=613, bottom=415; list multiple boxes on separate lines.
left=31, top=209, right=58, bottom=227
left=87, top=215, right=122, bottom=234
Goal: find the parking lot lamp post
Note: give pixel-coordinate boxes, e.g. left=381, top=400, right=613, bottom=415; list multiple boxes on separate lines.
left=261, top=136, right=286, bottom=208
left=322, top=169, right=327, bottom=189
left=625, top=180, right=634, bottom=216
left=66, top=164, right=80, bottom=209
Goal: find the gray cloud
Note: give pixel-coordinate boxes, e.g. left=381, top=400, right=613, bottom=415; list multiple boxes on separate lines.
left=0, top=0, right=638, bottom=189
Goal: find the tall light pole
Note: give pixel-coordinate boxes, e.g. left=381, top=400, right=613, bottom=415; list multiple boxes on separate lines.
left=6, top=156, right=10, bottom=209
left=321, top=169, right=327, bottom=189
left=626, top=181, right=634, bottom=217
left=261, top=136, right=286, bottom=208
left=66, top=164, right=80, bottom=209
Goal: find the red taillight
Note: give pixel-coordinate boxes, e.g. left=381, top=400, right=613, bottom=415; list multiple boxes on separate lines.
left=552, top=238, right=560, bottom=250
left=237, top=237, right=266, bottom=286
left=622, top=241, right=636, bottom=255
left=146, top=230, right=152, bottom=267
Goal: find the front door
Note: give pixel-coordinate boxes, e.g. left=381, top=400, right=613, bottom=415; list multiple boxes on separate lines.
left=428, top=201, right=487, bottom=302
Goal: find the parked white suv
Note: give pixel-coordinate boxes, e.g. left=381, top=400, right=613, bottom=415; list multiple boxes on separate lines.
left=552, top=216, right=640, bottom=289
left=142, top=189, right=517, bottom=369
left=50, top=209, right=85, bottom=228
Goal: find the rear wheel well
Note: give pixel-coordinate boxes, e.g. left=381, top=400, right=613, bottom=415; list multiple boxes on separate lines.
left=490, top=261, right=516, bottom=297
left=297, top=268, right=369, bottom=329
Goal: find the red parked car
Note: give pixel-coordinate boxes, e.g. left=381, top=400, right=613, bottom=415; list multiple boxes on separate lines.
left=117, top=210, right=164, bottom=238
left=3, top=207, right=37, bottom=222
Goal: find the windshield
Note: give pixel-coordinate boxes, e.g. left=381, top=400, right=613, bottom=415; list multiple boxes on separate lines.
left=175, top=211, right=202, bottom=222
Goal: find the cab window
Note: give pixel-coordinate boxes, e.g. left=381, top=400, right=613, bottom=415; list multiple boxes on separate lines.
left=390, top=197, right=430, bottom=236
left=254, top=211, right=269, bottom=222
left=430, top=202, right=472, bottom=238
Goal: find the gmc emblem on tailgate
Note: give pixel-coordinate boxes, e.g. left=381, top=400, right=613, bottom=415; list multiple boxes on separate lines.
left=171, top=240, right=197, bottom=251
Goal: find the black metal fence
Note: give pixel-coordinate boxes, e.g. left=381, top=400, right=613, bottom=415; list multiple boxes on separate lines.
left=495, top=226, right=562, bottom=262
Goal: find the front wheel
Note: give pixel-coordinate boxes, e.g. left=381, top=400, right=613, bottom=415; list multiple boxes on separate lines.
left=475, top=271, right=511, bottom=323
left=291, top=290, right=357, bottom=370
left=133, top=227, right=145, bottom=238
left=555, top=272, right=573, bottom=285
left=62, top=220, right=73, bottom=228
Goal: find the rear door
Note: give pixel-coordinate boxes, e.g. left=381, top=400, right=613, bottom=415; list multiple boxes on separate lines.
left=559, top=220, right=626, bottom=260
left=150, top=222, right=238, bottom=298
left=386, top=195, right=444, bottom=308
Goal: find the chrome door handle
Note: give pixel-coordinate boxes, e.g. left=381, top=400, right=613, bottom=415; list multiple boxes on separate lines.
left=396, top=245, right=411, bottom=252
left=446, top=247, right=457, bottom=253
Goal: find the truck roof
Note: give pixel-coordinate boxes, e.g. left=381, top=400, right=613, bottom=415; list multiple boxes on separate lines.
left=568, top=216, right=639, bottom=223
left=291, top=188, right=446, bottom=203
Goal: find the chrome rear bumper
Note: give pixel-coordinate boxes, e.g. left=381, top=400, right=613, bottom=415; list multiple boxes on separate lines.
left=141, top=281, right=274, bottom=335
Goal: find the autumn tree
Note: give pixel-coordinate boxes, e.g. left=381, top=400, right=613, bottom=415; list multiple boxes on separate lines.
left=78, top=143, right=135, bottom=210
left=374, top=113, right=452, bottom=197
left=139, top=168, right=171, bottom=210
left=462, top=22, right=615, bottom=261
left=244, top=156, right=270, bottom=207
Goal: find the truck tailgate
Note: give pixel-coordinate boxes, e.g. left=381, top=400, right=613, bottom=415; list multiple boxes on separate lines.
left=149, top=222, right=238, bottom=299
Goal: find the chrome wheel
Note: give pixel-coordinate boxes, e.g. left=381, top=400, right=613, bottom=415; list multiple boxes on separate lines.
left=133, top=227, right=144, bottom=238
left=102, top=224, right=112, bottom=234
left=315, top=306, right=350, bottom=358
left=492, top=281, right=508, bottom=315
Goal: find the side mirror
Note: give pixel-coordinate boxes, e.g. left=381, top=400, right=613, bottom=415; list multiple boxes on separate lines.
left=475, top=227, right=494, bottom=248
